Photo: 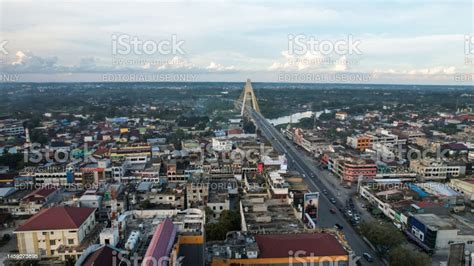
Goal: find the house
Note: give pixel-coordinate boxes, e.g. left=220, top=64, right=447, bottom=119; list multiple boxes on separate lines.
left=18, top=187, right=60, bottom=215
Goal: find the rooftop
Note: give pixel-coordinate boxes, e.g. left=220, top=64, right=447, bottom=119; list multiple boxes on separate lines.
left=255, top=233, right=348, bottom=258
left=15, top=207, right=96, bottom=231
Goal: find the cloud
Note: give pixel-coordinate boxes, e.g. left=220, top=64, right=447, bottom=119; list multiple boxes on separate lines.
left=5, top=51, right=61, bottom=73
left=268, top=50, right=354, bottom=72
left=206, top=62, right=236, bottom=72
left=373, top=66, right=457, bottom=76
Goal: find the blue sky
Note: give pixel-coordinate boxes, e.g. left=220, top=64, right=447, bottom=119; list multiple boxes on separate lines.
left=0, top=0, right=473, bottom=84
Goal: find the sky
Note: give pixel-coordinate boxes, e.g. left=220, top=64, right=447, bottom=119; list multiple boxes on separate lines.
left=0, top=0, right=473, bottom=85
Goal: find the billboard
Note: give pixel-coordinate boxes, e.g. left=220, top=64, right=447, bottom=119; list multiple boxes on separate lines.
left=303, top=192, right=319, bottom=223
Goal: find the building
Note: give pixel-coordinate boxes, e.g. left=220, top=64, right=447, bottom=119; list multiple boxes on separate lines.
left=347, top=135, right=372, bottom=151
left=450, top=178, right=474, bottom=206
left=406, top=213, right=474, bottom=253
left=18, top=187, right=60, bottom=215
left=14, top=207, right=98, bottom=261
left=210, top=232, right=350, bottom=265
left=186, top=181, right=209, bottom=208
left=347, top=129, right=404, bottom=151
left=322, top=152, right=377, bottom=183
left=142, top=218, right=177, bottom=266
left=0, top=119, right=25, bottom=136
left=410, top=159, right=466, bottom=181
left=335, top=111, right=348, bottom=121
left=212, top=137, right=233, bottom=152
left=109, top=143, right=151, bottom=161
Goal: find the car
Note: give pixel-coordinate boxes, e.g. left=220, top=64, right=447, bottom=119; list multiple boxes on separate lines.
left=363, top=252, right=373, bottom=262
left=334, top=223, right=343, bottom=230
left=322, top=189, right=328, bottom=194
left=330, top=198, right=336, bottom=204
left=330, top=208, right=337, bottom=214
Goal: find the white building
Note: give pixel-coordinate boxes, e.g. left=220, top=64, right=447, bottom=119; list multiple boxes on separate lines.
left=212, top=137, right=233, bottom=152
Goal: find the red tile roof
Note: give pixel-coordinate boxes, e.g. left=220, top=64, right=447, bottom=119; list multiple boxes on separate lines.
left=255, top=233, right=347, bottom=258
left=16, top=207, right=95, bottom=232
left=23, top=187, right=57, bottom=201
left=83, top=245, right=115, bottom=266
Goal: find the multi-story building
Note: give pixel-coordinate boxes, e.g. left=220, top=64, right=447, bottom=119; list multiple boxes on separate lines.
left=0, top=119, right=25, bottom=136
left=406, top=213, right=474, bottom=253
left=186, top=181, right=209, bottom=208
left=450, top=178, right=474, bottom=206
left=347, top=135, right=372, bottom=151
left=322, top=152, right=376, bottom=183
left=14, top=207, right=98, bottom=261
left=410, top=159, right=466, bottom=181
left=109, top=143, right=151, bottom=161
left=347, top=129, right=405, bottom=151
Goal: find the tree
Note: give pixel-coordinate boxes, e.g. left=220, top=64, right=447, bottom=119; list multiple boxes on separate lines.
left=388, top=246, right=431, bottom=266
left=205, top=210, right=241, bottom=241
left=359, top=221, right=405, bottom=254
left=243, top=118, right=255, bottom=133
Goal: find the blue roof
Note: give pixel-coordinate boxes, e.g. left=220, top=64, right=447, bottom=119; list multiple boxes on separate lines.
left=407, top=183, right=429, bottom=198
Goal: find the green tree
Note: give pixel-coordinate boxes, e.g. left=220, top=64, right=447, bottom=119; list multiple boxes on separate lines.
left=205, top=210, right=241, bottom=241
left=359, top=221, right=405, bottom=254
left=243, top=118, right=256, bottom=133
left=388, top=246, right=431, bottom=266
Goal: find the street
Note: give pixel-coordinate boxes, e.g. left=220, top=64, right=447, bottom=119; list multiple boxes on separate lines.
left=250, top=110, right=384, bottom=266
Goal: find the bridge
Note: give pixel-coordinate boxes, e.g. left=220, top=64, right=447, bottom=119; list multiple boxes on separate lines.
left=237, top=79, right=384, bottom=265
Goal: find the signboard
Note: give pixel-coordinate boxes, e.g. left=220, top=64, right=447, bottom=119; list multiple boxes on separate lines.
left=303, top=192, right=319, bottom=223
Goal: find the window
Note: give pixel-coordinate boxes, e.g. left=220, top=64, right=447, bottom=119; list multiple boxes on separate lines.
left=49, top=240, right=56, bottom=245
left=68, top=239, right=75, bottom=245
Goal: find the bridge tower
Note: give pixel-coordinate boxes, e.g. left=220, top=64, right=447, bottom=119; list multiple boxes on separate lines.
left=238, top=79, right=260, bottom=116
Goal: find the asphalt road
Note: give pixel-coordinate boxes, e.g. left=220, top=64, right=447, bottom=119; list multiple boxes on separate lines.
left=250, top=110, right=384, bottom=266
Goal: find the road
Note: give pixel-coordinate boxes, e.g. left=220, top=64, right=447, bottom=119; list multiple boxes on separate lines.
left=249, top=109, right=384, bottom=266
